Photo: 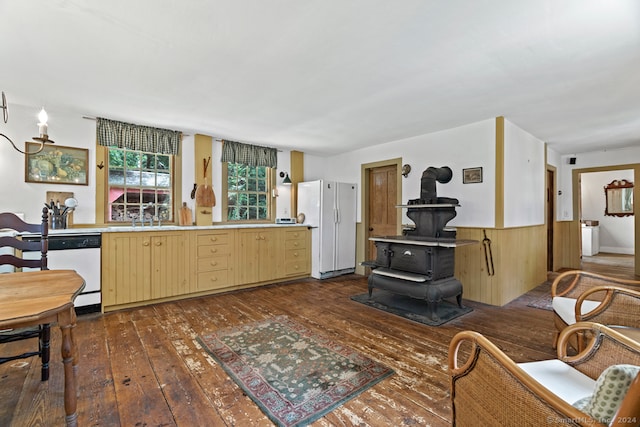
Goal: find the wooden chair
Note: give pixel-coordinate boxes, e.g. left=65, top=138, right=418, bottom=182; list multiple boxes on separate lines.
left=0, top=207, right=50, bottom=381
left=550, top=270, right=640, bottom=350
left=449, top=322, right=640, bottom=426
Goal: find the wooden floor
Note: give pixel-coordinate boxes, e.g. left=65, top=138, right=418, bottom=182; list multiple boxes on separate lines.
left=0, top=257, right=635, bottom=427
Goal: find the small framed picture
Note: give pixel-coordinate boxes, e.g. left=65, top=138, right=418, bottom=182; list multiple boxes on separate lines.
left=25, top=142, right=89, bottom=185
left=462, top=167, right=483, bottom=184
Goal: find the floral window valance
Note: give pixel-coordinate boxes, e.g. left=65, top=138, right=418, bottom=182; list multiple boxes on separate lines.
left=220, top=140, right=278, bottom=168
left=97, top=117, right=181, bottom=155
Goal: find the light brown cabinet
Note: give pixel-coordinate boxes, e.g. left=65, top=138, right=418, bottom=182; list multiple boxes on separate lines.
left=283, top=229, right=310, bottom=277
left=194, top=230, right=235, bottom=291
left=236, top=228, right=281, bottom=285
left=101, top=226, right=310, bottom=312
left=102, top=231, right=190, bottom=309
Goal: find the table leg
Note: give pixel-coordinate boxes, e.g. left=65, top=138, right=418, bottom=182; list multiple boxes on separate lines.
left=59, top=308, right=78, bottom=427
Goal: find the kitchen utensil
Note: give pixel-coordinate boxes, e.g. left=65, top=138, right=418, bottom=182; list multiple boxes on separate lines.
left=179, top=202, right=193, bottom=226
left=64, top=198, right=78, bottom=208
left=190, top=183, right=197, bottom=199
left=195, top=157, right=216, bottom=207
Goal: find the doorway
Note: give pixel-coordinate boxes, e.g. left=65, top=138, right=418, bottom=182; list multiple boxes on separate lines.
left=361, top=158, right=402, bottom=266
left=572, top=163, right=639, bottom=277
left=546, top=167, right=556, bottom=271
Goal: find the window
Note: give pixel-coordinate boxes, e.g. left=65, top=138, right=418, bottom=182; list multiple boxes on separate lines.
left=107, top=147, right=174, bottom=223
left=225, top=162, right=273, bottom=221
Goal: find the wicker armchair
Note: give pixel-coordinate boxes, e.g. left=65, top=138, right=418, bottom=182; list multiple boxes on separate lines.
left=449, top=322, right=640, bottom=426
left=550, top=270, right=640, bottom=349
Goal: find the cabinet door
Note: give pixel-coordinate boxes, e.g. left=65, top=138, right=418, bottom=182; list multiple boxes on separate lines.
left=237, top=229, right=280, bottom=284
left=102, top=233, right=151, bottom=306
left=150, top=233, right=189, bottom=299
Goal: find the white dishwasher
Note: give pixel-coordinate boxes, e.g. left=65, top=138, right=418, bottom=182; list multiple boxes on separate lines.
left=23, top=233, right=102, bottom=314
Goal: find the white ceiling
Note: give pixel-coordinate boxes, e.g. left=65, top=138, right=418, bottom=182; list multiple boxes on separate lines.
left=2, top=1, right=640, bottom=156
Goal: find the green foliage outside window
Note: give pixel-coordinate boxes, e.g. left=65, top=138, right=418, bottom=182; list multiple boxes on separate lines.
left=227, top=162, right=270, bottom=221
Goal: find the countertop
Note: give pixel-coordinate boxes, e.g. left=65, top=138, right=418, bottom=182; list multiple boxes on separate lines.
left=21, top=223, right=309, bottom=236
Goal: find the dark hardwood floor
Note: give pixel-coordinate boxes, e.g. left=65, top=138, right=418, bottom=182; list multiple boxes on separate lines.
left=1, top=257, right=635, bottom=426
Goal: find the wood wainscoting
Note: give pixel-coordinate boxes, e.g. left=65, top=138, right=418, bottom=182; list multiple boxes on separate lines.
left=455, top=225, right=547, bottom=306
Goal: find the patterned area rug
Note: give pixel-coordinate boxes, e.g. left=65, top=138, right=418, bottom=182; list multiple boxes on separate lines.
left=350, top=290, right=473, bottom=326
left=197, top=315, right=394, bottom=427
left=527, top=294, right=553, bottom=311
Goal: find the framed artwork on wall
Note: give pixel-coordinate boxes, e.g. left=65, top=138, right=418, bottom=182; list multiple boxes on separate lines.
left=462, top=167, right=482, bottom=184
left=24, top=142, right=89, bottom=185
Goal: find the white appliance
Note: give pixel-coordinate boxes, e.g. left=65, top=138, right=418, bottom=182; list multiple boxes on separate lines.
left=23, top=233, right=102, bottom=313
left=297, top=180, right=357, bottom=279
left=581, top=224, right=600, bottom=256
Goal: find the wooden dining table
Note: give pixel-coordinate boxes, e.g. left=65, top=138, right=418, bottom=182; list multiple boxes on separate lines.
left=0, top=269, right=85, bottom=427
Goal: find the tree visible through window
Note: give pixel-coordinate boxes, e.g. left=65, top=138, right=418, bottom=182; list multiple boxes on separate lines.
left=107, top=147, right=173, bottom=223
left=227, top=162, right=270, bottom=221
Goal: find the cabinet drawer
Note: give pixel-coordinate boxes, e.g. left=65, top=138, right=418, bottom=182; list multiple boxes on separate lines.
left=197, top=256, right=228, bottom=272
left=197, top=244, right=231, bottom=257
left=284, top=230, right=305, bottom=240
left=197, top=233, right=230, bottom=246
left=285, top=248, right=305, bottom=260
left=196, top=270, right=230, bottom=290
left=285, top=239, right=306, bottom=250
left=285, top=259, right=309, bottom=276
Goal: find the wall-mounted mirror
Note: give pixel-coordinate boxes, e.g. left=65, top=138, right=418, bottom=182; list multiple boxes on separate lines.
left=604, top=179, right=634, bottom=217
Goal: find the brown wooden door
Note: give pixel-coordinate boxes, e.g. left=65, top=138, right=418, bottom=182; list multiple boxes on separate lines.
left=367, top=165, right=398, bottom=260
left=546, top=168, right=555, bottom=271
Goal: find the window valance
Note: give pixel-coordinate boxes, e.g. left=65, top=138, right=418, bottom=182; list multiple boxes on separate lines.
left=97, top=117, right=181, bottom=155
left=220, top=140, right=278, bottom=168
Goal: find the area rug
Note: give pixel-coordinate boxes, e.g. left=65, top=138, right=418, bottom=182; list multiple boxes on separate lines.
left=527, top=294, right=553, bottom=311
left=197, top=315, right=394, bottom=427
left=350, top=290, right=472, bottom=326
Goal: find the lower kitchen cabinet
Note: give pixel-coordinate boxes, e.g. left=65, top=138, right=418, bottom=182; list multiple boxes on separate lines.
left=102, top=231, right=190, bottom=310
left=194, top=230, right=235, bottom=291
left=236, top=228, right=281, bottom=285
left=101, top=226, right=310, bottom=311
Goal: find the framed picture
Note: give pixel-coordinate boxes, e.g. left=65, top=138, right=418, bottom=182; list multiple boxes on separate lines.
left=462, top=167, right=483, bottom=184
left=25, top=142, right=89, bottom=185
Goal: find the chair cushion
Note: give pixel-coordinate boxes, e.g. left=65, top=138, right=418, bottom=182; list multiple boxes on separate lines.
left=518, top=359, right=595, bottom=404
left=572, top=364, right=639, bottom=424
left=551, top=296, right=602, bottom=325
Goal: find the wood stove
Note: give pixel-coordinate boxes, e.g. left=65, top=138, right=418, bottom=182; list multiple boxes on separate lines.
left=365, top=166, right=476, bottom=321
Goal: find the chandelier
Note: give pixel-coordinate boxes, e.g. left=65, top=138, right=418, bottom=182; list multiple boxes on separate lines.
left=0, top=91, right=55, bottom=154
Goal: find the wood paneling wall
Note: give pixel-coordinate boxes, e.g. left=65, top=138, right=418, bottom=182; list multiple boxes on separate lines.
left=455, top=225, right=547, bottom=306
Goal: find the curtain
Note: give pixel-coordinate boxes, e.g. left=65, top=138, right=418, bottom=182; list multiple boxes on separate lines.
left=97, top=117, right=181, bottom=155
left=220, top=140, right=278, bottom=168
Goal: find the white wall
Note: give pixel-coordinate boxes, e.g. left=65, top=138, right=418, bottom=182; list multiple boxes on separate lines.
left=305, top=117, right=546, bottom=229
left=581, top=169, right=634, bottom=254
left=1, top=103, right=293, bottom=224
left=557, top=146, right=640, bottom=220
left=304, top=118, right=497, bottom=227
left=503, top=120, right=545, bottom=227
left=0, top=103, right=96, bottom=224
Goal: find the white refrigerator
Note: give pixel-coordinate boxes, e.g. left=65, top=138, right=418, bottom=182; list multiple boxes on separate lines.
left=297, top=180, right=357, bottom=279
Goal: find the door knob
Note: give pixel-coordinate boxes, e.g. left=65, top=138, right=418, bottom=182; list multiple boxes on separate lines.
left=368, top=227, right=374, bottom=231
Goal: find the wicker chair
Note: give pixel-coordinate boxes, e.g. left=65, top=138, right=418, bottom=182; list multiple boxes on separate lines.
left=550, top=270, right=640, bottom=349
left=449, top=322, right=640, bottom=426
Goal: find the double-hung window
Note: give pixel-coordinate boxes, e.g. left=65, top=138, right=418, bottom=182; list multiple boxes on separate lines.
left=96, top=117, right=181, bottom=224
left=221, top=140, right=278, bottom=223
left=107, top=147, right=173, bottom=223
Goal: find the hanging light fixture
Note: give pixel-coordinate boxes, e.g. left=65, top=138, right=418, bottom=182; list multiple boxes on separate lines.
left=0, top=91, right=55, bottom=154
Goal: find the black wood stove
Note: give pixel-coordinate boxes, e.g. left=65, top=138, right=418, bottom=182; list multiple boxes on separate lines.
left=365, top=166, right=476, bottom=321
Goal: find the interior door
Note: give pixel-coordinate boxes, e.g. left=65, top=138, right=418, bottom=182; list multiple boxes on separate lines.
left=546, top=168, right=555, bottom=271
left=367, top=165, right=398, bottom=260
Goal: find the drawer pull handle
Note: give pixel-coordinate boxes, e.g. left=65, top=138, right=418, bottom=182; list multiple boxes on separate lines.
left=210, top=237, right=217, bottom=241
left=403, top=250, right=412, bottom=256
left=210, top=261, right=218, bottom=266
left=210, top=277, right=217, bottom=281
left=143, top=241, right=150, bottom=246
left=293, top=242, right=299, bottom=247
left=155, top=241, right=162, bottom=246
left=293, top=252, right=299, bottom=257
left=210, top=248, right=217, bottom=253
